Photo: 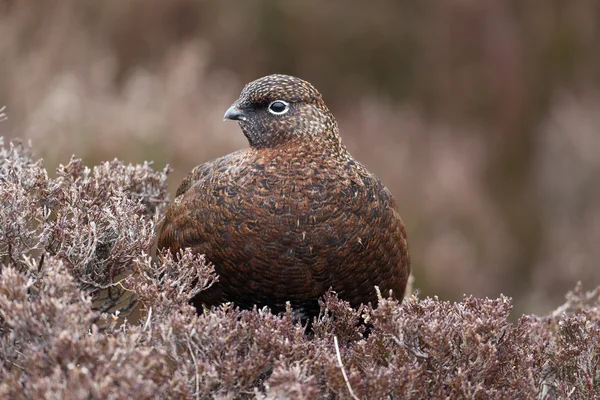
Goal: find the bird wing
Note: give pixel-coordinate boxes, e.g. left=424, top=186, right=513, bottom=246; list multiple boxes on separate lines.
left=174, top=148, right=252, bottom=199
left=158, top=150, right=251, bottom=254
left=175, top=162, right=215, bottom=198
left=158, top=160, right=220, bottom=254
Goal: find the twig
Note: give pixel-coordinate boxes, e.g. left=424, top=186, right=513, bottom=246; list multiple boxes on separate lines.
left=186, top=334, right=200, bottom=400
left=334, top=335, right=359, bottom=400
left=37, top=253, right=45, bottom=272
left=10, top=362, right=26, bottom=372
left=390, top=335, right=429, bottom=360
left=404, top=273, right=415, bottom=298
left=143, top=307, right=153, bottom=331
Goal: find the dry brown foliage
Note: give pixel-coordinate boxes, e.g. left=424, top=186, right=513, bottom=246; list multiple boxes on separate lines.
left=1, top=138, right=599, bottom=399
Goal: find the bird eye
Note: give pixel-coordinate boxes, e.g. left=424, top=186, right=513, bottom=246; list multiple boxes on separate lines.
left=268, top=100, right=289, bottom=115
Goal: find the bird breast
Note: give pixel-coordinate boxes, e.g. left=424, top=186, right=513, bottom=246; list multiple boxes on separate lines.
left=160, top=145, right=406, bottom=311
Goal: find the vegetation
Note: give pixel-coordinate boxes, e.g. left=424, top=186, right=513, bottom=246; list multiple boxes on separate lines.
left=1, top=139, right=598, bottom=398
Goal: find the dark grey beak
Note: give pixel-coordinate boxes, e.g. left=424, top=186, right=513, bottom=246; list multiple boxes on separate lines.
left=223, top=104, right=247, bottom=122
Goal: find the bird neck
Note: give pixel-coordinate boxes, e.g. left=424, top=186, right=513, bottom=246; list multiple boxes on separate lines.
left=253, top=128, right=342, bottom=151
left=251, top=135, right=347, bottom=165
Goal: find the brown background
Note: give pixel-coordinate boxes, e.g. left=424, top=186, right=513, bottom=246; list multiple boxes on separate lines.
left=1, top=0, right=599, bottom=316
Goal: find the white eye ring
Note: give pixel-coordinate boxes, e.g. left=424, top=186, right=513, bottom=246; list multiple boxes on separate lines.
left=267, top=100, right=290, bottom=115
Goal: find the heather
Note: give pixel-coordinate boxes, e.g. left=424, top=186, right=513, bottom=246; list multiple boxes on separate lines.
left=1, top=138, right=599, bottom=399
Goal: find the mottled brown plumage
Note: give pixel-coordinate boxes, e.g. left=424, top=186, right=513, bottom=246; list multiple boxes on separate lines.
left=158, top=74, right=410, bottom=318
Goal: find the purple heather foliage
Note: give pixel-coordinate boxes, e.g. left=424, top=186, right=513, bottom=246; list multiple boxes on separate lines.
left=0, top=139, right=599, bottom=399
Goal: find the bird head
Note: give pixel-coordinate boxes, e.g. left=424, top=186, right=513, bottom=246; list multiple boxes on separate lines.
left=224, top=74, right=340, bottom=149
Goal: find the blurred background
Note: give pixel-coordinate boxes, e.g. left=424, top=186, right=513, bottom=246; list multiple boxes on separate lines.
left=1, top=0, right=599, bottom=316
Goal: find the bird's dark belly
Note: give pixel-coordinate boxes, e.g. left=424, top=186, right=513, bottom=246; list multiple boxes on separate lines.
left=187, top=189, right=404, bottom=317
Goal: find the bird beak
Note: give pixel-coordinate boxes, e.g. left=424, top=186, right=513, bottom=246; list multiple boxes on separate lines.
left=223, top=104, right=247, bottom=122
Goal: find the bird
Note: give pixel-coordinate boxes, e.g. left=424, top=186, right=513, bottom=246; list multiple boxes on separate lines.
left=157, top=74, right=410, bottom=319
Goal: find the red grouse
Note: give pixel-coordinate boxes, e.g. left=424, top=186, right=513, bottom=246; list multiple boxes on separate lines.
left=158, top=74, right=410, bottom=318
